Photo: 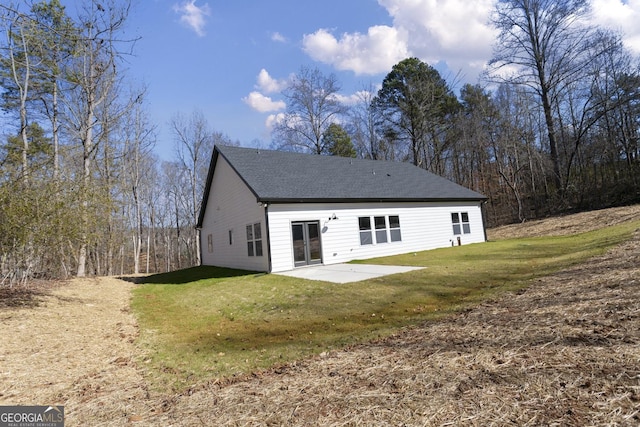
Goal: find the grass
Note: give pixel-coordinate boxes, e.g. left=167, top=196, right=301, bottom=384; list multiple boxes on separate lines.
left=131, top=220, right=639, bottom=392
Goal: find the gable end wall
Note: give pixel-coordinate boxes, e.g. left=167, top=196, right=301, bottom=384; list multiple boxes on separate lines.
left=200, top=156, right=269, bottom=272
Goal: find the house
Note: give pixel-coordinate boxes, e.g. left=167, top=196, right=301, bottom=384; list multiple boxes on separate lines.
left=197, top=145, right=487, bottom=273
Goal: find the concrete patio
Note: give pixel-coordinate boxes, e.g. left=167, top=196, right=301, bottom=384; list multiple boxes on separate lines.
left=275, top=263, right=424, bottom=283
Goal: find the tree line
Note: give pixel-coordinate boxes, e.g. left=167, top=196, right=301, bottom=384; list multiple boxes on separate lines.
left=274, top=0, right=639, bottom=225
left=1, top=0, right=639, bottom=284
left=0, top=0, right=237, bottom=284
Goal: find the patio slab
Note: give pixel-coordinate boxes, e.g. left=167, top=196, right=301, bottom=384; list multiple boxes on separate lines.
left=275, top=263, right=424, bottom=284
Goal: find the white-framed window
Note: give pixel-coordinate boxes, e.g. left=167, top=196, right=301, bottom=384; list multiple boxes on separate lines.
left=374, top=216, right=388, bottom=243
left=451, top=212, right=471, bottom=235
left=358, top=215, right=402, bottom=245
left=359, top=217, right=373, bottom=245
left=389, top=215, right=402, bottom=242
left=246, top=223, right=263, bottom=256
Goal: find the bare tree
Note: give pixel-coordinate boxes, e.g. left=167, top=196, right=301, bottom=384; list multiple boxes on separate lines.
left=347, top=84, right=381, bottom=159
left=588, top=32, right=640, bottom=180
left=487, top=0, right=596, bottom=193
left=273, top=66, right=347, bottom=154
left=170, top=110, right=215, bottom=266
left=122, top=95, right=155, bottom=274
left=62, top=0, right=133, bottom=276
left=160, top=160, right=184, bottom=270
left=453, top=84, right=498, bottom=199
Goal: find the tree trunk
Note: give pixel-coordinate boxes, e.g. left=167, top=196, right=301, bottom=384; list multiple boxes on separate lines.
left=77, top=108, right=93, bottom=277
left=146, top=233, right=150, bottom=274
left=540, top=88, right=562, bottom=192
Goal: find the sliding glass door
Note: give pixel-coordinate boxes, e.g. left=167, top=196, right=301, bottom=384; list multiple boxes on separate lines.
left=291, top=221, right=322, bottom=267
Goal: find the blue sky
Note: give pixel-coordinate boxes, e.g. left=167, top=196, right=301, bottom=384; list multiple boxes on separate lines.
left=69, top=0, right=640, bottom=159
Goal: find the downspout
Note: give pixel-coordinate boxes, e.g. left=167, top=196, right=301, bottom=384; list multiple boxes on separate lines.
left=263, top=203, right=273, bottom=273
left=480, top=200, right=488, bottom=242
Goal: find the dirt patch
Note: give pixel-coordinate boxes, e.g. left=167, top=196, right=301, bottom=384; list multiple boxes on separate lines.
left=0, top=280, right=62, bottom=309
left=1, top=206, right=639, bottom=426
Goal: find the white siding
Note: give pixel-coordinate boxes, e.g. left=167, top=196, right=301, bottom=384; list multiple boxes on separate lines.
left=200, top=157, right=269, bottom=272
left=267, top=202, right=485, bottom=272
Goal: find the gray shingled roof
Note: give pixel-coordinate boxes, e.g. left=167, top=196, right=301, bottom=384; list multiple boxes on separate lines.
left=207, top=145, right=485, bottom=204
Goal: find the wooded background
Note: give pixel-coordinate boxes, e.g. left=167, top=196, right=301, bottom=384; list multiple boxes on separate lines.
left=1, top=0, right=638, bottom=284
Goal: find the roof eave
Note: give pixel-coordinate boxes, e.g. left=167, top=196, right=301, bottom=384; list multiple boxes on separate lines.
left=257, top=196, right=488, bottom=204
left=196, top=148, right=220, bottom=228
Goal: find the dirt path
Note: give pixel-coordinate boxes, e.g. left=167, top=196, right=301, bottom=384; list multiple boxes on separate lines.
left=0, top=277, right=150, bottom=424
left=1, top=206, right=639, bottom=426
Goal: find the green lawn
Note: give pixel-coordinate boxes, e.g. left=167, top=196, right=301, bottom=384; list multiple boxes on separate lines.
left=131, top=220, right=639, bottom=392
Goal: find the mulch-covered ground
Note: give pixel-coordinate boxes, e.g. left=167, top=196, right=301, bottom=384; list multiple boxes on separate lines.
left=1, top=205, right=639, bottom=426
left=487, top=204, right=640, bottom=240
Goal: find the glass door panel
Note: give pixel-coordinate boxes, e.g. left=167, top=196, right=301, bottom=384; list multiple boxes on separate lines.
left=306, top=222, right=321, bottom=265
left=292, top=223, right=306, bottom=266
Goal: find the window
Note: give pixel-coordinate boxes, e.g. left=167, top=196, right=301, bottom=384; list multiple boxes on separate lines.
left=389, top=215, right=402, bottom=242
left=451, top=212, right=471, bottom=235
left=359, top=215, right=402, bottom=245
left=359, top=217, right=373, bottom=245
left=451, top=213, right=460, bottom=235
left=375, top=216, right=388, bottom=243
left=246, top=223, right=263, bottom=256
left=207, top=234, right=213, bottom=253
left=461, top=212, right=471, bottom=234
left=246, top=225, right=254, bottom=256
left=254, top=223, right=263, bottom=256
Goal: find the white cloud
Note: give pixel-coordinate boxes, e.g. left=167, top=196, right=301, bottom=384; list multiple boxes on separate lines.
left=256, top=69, right=288, bottom=94
left=302, top=26, right=409, bottom=75
left=301, top=0, right=640, bottom=82
left=243, top=69, right=288, bottom=114
left=295, top=0, right=640, bottom=89
left=378, top=0, right=497, bottom=80
left=243, top=91, right=286, bottom=113
left=271, top=32, right=287, bottom=43
left=376, top=0, right=640, bottom=80
left=333, top=90, right=375, bottom=106
left=173, top=0, right=211, bottom=37
left=265, top=113, right=286, bottom=133
left=301, top=0, right=496, bottom=80
left=591, top=0, right=640, bottom=55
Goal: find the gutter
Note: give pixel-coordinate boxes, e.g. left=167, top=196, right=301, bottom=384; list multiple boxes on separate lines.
left=257, top=197, right=488, bottom=204
left=263, top=203, right=273, bottom=273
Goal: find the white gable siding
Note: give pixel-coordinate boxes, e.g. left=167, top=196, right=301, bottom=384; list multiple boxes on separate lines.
left=200, top=156, right=268, bottom=272
left=267, top=201, right=485, bottom=273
